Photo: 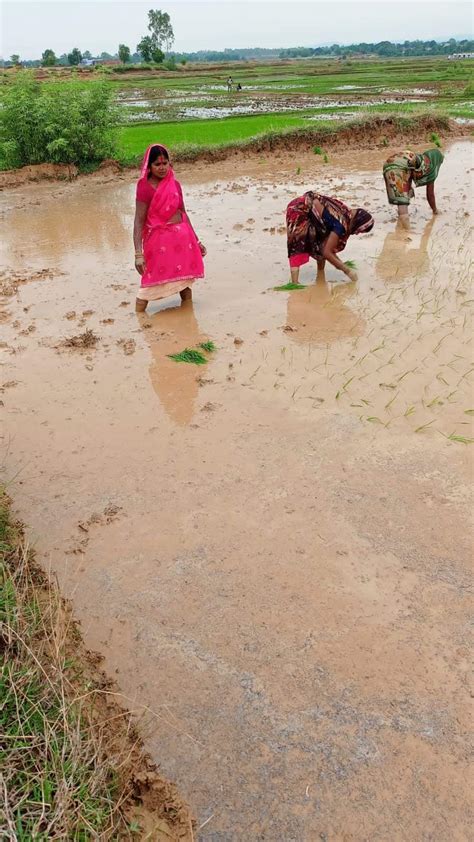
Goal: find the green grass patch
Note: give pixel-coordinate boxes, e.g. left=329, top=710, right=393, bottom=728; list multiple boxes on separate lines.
left=118, top=113, right=312, bottom=161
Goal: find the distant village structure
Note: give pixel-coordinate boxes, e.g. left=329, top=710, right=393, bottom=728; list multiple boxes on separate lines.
left=447, top=52, right=474, bottom=59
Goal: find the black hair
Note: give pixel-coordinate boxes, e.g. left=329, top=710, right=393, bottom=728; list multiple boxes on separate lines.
left=148, top=145, right=169, bottom=166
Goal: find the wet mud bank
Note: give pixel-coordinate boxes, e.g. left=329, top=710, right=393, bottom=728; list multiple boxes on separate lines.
left=1, top=140, right=472, bottom=839
left=0, top=115, right=468, bottom=189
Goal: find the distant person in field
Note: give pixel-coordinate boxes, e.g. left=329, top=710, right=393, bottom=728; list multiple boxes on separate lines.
left=227, top=76, right=233, bottom=92
left=236, top=82, right=242, bottom=91
left=133, top=144, right=206, bottom=313
left=383, top=148, right=444, bottom=224
left=286, top=192, right=374, bottom=284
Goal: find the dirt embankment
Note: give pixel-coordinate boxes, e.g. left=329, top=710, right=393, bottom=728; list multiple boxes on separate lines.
left=0, top=491, right=193, bottom=841
left=0, top=114, right=467, bottom=189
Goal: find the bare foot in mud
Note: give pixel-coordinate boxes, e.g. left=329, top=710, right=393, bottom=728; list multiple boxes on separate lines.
left=399, top=215, right=410, bottom=230
left=179, top=287, right=192, bottom=301
left=135, top=298, right=147, bottom=313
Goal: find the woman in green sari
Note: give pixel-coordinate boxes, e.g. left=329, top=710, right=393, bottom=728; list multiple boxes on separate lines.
left=383, top=148, right=444, bottom=222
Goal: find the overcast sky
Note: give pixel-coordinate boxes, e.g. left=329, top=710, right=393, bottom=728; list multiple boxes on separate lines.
left=2, top=0, right=472, bottom=60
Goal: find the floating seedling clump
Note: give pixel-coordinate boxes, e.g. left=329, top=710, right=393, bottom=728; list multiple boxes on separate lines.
left=274, top=282, right=306, bottom=291
left=168, top=341, right=217, bottom=365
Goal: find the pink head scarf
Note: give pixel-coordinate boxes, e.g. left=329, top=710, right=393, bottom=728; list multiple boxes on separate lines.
left=140, top=143, right=171, bottom=178
left=139, top=144, right=180, bottom=227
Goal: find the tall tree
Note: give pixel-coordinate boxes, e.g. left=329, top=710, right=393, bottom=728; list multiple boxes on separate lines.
left=10, top=54, right=21, bottom=65
left=67, top=47, right=82, bottom=66
left=137, top=9, right=174, bottom=61
left=118, top=44, right=131, bottom=63
left=41, top=49, right=57, bottom=66
left=147, top=9, right=174, bottom=53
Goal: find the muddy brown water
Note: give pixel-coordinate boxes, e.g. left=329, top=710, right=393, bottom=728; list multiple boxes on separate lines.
left=1, top=141, right=473, bottom=840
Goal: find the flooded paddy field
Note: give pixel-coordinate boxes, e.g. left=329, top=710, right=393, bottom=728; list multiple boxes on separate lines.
left=0, top=139, right=472, bottom=839
left=113, top=56, right=473, bottom=129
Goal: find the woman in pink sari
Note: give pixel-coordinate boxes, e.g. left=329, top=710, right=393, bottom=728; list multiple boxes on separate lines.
left=133, top=144, right=206, bottom=312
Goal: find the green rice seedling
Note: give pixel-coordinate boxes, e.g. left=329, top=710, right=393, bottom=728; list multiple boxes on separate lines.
left=274, top=282, right=306, bottom=291
left=384, top=393, right=398, bottom=411
left=313, top=146, right=323, bottom=155
left=199, top=341, right=216, bottom=352
left=296, top=166, right=301, bottom=174
left=443, top=432, right=474, bottom=444
left=430, top=132, right=442, bottom=147
left=427, top=395, right=442, bottom=408
left=168, top=348, right=207, bottom=364
left=397, top=369, right=415, bottom=382
left=366, top=416, right=384, bottom=424
left=335, top=390, right=341, bottom=399
left=464, top=409, right=474, bottom=415
left=344, top=260, right=358, bottom=270
left=381, top=137, right=389, bottom=146
left=415, top=420, right=435, bottom=433
left=342, top=376, right=355, bottom=390
left=404, top=405, right=415, bottom=417
left=323, top=154, right=329, bottom=163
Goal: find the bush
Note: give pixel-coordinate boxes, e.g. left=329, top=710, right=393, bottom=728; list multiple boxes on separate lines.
left=0, top=72, right=118, bottom=169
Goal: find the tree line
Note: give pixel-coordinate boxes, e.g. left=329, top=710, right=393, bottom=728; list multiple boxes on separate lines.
left=280, top=38, right=474, bottom=59
left=5, top=35, right=474, bottom=69
left=5, top=9, right=175, bottom=68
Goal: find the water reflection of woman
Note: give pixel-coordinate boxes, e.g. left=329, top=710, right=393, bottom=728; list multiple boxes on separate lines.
left=138, top=301, right=207, bottom=426
left=286, top=276, right=365, bottom=345
left=376, top=218, right=434, bottom=283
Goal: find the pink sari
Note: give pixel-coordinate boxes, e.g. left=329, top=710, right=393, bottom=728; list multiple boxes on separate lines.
left=138, top=145, right=204, bottom=294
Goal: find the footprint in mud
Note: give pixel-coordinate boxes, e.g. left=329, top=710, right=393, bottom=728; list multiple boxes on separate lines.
left=77, top=504, right=123, bottom=535
left=200, top=401, right=219, bottom=413
left=117, top=338, right=136, bottom=355
left=65, top=311, right=77, bottom=320
left=100, top=318, right=115, bottom=325
left=0, top=380, right=19, bottom=392
left=119, top=301, right=130, bottom=307
left=18, top=324, right=36, bottom=336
